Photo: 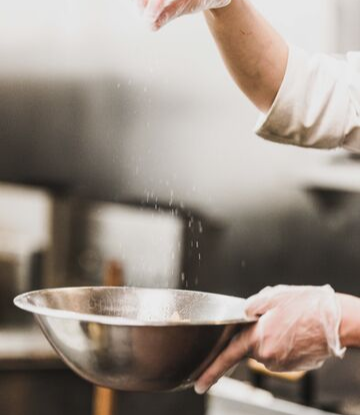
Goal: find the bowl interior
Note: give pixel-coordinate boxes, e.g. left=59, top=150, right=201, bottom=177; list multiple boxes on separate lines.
left=15, top=287, right=249, bottom=326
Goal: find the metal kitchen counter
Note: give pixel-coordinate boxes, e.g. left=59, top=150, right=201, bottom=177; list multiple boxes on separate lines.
left=207, top=378, right=340, bottom=415
left=0, top=325, right=61, bottom=370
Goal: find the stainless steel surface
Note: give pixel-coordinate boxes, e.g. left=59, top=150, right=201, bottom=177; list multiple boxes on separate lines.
left=14, top=287, right=253, bottom=392
left=207, top=378, right=341, bottom=415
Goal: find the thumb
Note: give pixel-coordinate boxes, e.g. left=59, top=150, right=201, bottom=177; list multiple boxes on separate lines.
left=195, top=324, right=255, bottom=394
left=245, top=288, right=275, bottom=318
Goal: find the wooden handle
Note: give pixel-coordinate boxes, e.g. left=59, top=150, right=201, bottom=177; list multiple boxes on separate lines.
left=92, top=387, right=116, bottom=415
left=104, top=260, right=125, bottom=287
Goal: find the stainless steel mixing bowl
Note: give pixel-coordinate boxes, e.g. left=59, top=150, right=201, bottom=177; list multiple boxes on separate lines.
left=14, top=287, right=253, bottom=392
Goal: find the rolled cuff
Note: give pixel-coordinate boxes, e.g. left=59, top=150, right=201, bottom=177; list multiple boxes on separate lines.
left=255, top=46, right=355, bottom=151
left=323, top=285, right=347, bottom=360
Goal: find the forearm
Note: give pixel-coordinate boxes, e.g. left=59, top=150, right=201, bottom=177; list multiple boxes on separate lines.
left=205, top=0, right=288, bottom=112
left=338, top=294, right=360, bottom=348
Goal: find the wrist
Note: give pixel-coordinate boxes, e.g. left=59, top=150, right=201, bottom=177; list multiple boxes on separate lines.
left=337, top=294, right=360, bottom=348
left=208, top=0, right=243, bottom=18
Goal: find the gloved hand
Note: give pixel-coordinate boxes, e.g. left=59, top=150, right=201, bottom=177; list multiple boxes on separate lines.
left=137, top=0, right=232, bottom=30
left=195, top=285, right=346, bottom=395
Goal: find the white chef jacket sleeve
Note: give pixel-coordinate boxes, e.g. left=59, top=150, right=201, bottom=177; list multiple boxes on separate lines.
left=255, top=46, right=360, bottom=153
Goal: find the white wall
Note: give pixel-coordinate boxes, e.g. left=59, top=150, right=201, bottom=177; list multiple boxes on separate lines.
left=0, top=0, right=347, bottom=220
left=335, top=0, right=360, bottom=52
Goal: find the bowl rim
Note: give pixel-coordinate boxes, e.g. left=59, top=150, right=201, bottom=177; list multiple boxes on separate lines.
left=14, top=286, right=255, bottom=327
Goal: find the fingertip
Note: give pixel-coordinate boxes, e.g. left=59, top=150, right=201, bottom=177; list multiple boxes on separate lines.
left=194, top=383, right=208, bottom=395
left=154, top=13, right=169, bottom=30
left=136, top=0, right=149, bottom=14
left=142, top=15, right=160, bottom=32
left=245, top=295, right=269, bottom=317
left=194, top=370, right=213, bottom=395
left=150, top=22, right=160, bottom=31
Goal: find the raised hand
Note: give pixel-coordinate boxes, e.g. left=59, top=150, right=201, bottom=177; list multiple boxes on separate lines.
left=137, top=0, right=231, bottom=30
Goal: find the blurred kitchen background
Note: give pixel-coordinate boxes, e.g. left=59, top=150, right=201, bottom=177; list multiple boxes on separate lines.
left=1, top=0, right=360, bottom=414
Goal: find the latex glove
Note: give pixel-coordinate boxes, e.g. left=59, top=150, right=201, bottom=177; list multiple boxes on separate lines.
left=195, top=285, right=345, bottom=395
left=138, top=0, right=232, bottom=30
